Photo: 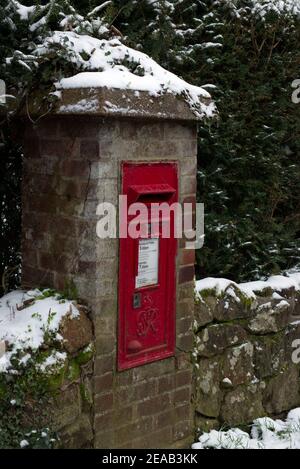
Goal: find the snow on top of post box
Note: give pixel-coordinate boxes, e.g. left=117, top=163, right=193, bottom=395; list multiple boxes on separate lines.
left=34, top=31, right=216, bottom=120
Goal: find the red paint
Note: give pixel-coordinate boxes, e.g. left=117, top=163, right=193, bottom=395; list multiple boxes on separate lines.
left=118, top=162, right=178, bottom=371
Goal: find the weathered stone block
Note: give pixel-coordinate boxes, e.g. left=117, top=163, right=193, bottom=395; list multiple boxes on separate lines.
left=247, top=298, right=293, bottom=334
left=195, top=414, right=220, bottom=435
left=59, top=413, right=93, bottom=449
left=52, top=386, right=81, bottom=430
left=263, top=366, right=300, bottom=414
left=195, top=323, right=248, bottom=358
left=222, top=342, right=255, bottom=386
left=253, top=332, right=286, bottom=379
left=194, top=357, right=222, bottom=418
left=60, top=306, right=93, bottom=354
left=220, top=383, right=265, bottom=426
left=194, top=298, right=213, bottom=328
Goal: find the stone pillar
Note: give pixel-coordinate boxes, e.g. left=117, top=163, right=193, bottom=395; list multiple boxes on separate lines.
left=21, top=89, right=198, bottom=449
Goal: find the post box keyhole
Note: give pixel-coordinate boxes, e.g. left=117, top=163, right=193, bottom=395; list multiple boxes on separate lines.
left=133, top=293, right=142, bottom=309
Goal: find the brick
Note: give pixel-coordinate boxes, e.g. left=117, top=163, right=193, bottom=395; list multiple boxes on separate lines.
left=23, top=137, right=40, bottom=159
left=94, top=373, right=113, bottom=394
left=95, top=430, right=115, bottom=449
left=93, top=315, right=115, bottom=336
left=22, top=266, right=54, bottom=289
left=35, top=119, right=58, bottom=138
left=94, top=411, right=114, bottom=431
left=61, top=160, right=90, bottom=179
left=29, top=194, right=58, bottom=214
left=164, top=122, right=197, bottom=141
left=154, top=409, right=174, bottom=429
left=179, top=248, right=195, bottom=266
left=174, top=387, right=191, bottom=406
left=116, top=405, right=133, bottom=424
left=78, top=261, right=98, bottom=274
left=55, top=216, right=78, bottom=234
left=181, top=157, right=197, bottom=175
left=95, top=334, right=116, bottom=354
left=178, top=284, right=194, bottom=301
left=175, top=403, right=191, bottom=421
left=56, top=179, right=87, bottom=199
left=80, top=140, right=99, bottom=159
left=137, top=393, right=172, bottom=417
left=158, top=374, right=175, bottom=394
left=94, top=355, right=114, bottom=376
left=41, top=138, right=73, bottom=158
left=116, top=417, right=154, bottom=445
left=177, top=333, right=194, bottom=351
left=94, top=392, right=114, bottom=412
left=177, top=316, right=193, bottom=335
left=134, top=427, right=173, bottom=449
left=50, top=235, right=78, bottom=256
left=115, top=370, right=133, bottom=387
left=132, top=358, right=175, bottom=382
left=183, top=195, right=196, bottom=206
left=134, top=379, right=158, bottom=400
left=39, top=252, right=75, bottom=274
left=59, top=118, right=99, bottom=139
left=175, top=369, right=193, bottom=388
left=173, top=420, right=192, bottom=441
left=175, top=352, right=190, bottom=371
left=179, top=265, right=195, bottom=284
left=121, top=122, right=164, bottom=140
left=22, top=245, right=38, bottom=268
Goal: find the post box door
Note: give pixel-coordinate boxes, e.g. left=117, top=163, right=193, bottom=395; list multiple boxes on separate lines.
left=118, top=162, right=178, bottom=371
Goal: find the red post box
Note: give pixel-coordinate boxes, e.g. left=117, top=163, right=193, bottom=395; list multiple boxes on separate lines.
left=118, top=162, right=178, bottom=370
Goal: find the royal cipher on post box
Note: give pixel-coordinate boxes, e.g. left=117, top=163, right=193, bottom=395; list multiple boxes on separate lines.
left=118, top=162, right=178, bottom=371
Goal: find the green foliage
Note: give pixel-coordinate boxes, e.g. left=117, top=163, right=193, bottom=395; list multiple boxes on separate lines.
left=0, top=356, right=57, bottom=448
left=0, top=0, right=299, bottom=285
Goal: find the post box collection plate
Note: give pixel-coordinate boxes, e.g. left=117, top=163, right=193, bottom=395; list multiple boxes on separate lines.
left=118, top=162, right=178, bottom=370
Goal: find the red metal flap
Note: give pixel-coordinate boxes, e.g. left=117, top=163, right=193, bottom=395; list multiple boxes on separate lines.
left=128, top=183, right=176, bottom=204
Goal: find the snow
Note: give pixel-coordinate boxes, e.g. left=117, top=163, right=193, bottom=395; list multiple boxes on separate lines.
left=193, top=408, right=300, bottom=449
left=36, top=351, right=67, bottom=373
left=33, top=31, right=216, bottom=119
left=0, top=289, right=79, bottom=373
left=13, top=1, right=36, bottom=20
left=251, top=0, right=300, bottom=18
left=20, top=440, right=29, bottom=448
left=196, top=272, right=300, bottom=300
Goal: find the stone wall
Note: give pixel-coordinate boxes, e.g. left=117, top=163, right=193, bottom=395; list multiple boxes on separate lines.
left=21, top=114, right=197, bottom=449
left=194, top=280, right=300, bottom=435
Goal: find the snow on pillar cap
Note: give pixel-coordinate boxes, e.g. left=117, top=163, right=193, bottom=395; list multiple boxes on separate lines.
left=32, top=31, right=217, bottom=122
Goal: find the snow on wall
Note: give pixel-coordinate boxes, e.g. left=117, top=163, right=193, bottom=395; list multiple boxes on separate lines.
left=193, top=408, right=300, bottom=449
left=196, top=272, right=300, bottom=299
left=0, top=289, right=79, bottom=373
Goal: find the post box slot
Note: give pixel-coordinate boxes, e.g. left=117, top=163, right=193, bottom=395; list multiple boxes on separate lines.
left=128, top=184, right=176, bottom=204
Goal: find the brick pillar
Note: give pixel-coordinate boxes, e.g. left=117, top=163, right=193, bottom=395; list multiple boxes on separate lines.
left=21, top=89, right=198, bottom=449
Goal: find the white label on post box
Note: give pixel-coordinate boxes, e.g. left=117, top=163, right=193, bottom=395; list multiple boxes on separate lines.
left=136, top=238, right=159, bottom=289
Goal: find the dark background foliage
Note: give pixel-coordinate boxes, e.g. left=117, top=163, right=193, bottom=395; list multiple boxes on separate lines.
left=0, top=0, right=299, bottom=294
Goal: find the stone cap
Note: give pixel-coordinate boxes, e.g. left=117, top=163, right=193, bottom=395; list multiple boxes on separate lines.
left=55, top=87, right=211, bottom=122
left=6, top=87, right=212, bottom=122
